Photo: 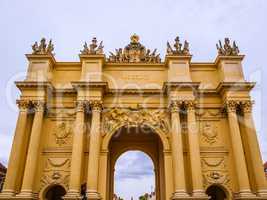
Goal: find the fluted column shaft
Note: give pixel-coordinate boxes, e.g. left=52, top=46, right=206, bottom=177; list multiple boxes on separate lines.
left=170, top=101, right=188, bottom=198
left=1, top=100, right=29, bottom=196
left=242, top=101, right=267, bottom=195
left=186, top=101, right=206, bottom=197
left=86, top=101, right=102, bottom=200
left=226, top=101, right=252, bottom=195
left=20, top=101, right=45, bottom=197
left=65, top=101, right=85, bottom=198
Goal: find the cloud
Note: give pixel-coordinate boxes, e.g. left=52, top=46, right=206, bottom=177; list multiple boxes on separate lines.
left=115, top=151, right=154, bottom=181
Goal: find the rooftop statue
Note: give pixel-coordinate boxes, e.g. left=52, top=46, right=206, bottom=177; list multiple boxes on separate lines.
left=108, top=34, right=161, bottom=63
left=31, top=38, right=54, bottom=55
left=80, top=37, right=104, bottom=55
left=216, top=38, right=240, bottom=56
left=166, top=36, right=190, bottom=56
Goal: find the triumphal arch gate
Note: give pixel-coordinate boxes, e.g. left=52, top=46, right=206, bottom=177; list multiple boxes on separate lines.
left=1, top=34, right=267, bottom=200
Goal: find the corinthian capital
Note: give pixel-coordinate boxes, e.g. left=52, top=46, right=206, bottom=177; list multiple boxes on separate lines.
left=32, top=101, right=45, bottom=112
left=75, top=101, right=85, bottom=112
left=184, top=100, right=196, bottom=111
left=225, top=100, right=238, bottom=113
left=16, top=100, right=30, bottom=112
left=241, top=100, right=253, bottom=113
left=169, top=100, right=182, bottom=113
left=89, top=100, right=103, bottom=112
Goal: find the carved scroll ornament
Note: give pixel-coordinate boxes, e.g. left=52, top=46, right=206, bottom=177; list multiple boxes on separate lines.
left=103, top=108, right=169, bottom=135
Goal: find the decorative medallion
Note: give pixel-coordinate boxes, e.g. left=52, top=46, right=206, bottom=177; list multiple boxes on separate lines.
left=108, top=34, right=161, bottom=63
left=53, top=122, right=73, bottom=146
left=203, top=171, right=230, bottom=187
left=201, top=122, right=218, bottom=145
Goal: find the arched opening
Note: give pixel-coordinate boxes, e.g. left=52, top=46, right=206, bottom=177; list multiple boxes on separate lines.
left=206, top=185, right=227, bottom=200
left=107, top=126, right=166, bottom=200
left=114, top=151, right=155, bottom=200
left=44, top=184, right=66, bottom=200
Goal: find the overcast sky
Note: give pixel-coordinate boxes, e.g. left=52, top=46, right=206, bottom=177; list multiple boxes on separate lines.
left=0, top=0, right=267, bottom=199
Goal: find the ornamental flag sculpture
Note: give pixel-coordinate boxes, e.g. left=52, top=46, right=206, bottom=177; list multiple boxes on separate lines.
left=31, top=35, right=240, bottom=61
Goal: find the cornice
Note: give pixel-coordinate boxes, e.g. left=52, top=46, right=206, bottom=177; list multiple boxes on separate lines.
left=164, top=55, right=192, bottom=65
left=71, top=81, right=108, bottom=92
left=25, top=54, right=56, bottom=64
left=107, top=88, right=163, bottom=95
left=15, top=81, right=54, bottom=91
left=214, top=55, right=245, bottom=65
left=216, top=82, right=255, bottom=94
left=162, top=81, right=200, bottom=93
left=79, top=54, right=106, bottom=64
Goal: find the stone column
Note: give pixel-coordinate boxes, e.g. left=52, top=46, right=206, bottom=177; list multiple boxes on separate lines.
left=64, top=101, right=86, bottom=199
left=0, top=100, right=29, bottom=197
left=86, top=101, right=102, bottom=200
left=241, top=101, right=267, bottom=196
left=163, top=151, right=173, bottom=200
left=226, top=100, right=253, bottom=197
left=170, top=101, right=189, bottom=199
left=19, top=101, right=45, bottom=198
left=186, top=101, right=207, bottom=199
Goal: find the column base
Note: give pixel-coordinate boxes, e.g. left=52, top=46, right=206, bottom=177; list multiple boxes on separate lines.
left=86, top=190, right=101, bottom=200
left=0, top=189, right=16, bottom=199
left=172, top=190, right=190, bottom=199
left=15, top=190, right=38, bottom=200
left=257, top=190, right=267, bottom=198
left=191, top=190, right=209, bottom=200
left=234, top=190, right=258, bottom=200
left=63, top=190, right=82, bottom=200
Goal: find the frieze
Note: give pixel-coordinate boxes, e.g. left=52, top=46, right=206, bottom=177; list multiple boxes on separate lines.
left=103, top=108, right=170, bottom=135
left=195, top=109, right=222, bottom=118
left=48, top=109, right=76, bottom=119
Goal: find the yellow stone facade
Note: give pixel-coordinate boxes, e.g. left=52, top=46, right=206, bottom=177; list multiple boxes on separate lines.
left=0, top=35, right=267, bottom=200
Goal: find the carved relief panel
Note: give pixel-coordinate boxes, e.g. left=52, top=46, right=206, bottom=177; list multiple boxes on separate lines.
left=201, top=156, right=231, bottom=190
left=45, top=109, right=75, bottom=148
left=39, top=158, right=71, bottom=193
left=102, top=108, right=170, bottom=136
